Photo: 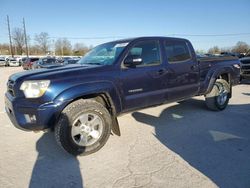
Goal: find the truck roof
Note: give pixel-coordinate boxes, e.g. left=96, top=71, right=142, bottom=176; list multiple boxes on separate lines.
left=110, top=36, right=189, bottom=44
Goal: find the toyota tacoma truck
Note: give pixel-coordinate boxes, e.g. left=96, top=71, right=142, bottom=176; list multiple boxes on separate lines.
left=5, top=37, right=240, bottom=156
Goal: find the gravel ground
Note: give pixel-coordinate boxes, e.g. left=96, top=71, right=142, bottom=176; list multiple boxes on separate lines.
left=0, top=67, right=250, bottom=188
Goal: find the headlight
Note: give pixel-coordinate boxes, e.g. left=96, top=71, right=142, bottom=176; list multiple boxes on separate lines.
left=20, top=80, right=50, bottom=98
left=233, top=64, right=241, bottom=69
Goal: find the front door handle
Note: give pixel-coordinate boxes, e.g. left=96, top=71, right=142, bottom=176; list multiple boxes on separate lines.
left=157, top=68, right=168, bottom=75
left=191, top=65, right=198, bottom=71
left=148, top=68, right=168, bottom=78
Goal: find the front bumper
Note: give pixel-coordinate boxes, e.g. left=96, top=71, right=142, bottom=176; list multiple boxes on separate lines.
left=5, top=92, right=67, bottom=131
left=241, top=62, right=250, bottom=77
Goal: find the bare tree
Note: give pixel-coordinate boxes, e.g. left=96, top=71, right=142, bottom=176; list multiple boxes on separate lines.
left=220, top=47, right=232, bottom=53
left=34, top=32, right=50, bottom=54
left=29, top=45, right=42, bottom=55
left=231, top=41, right=249, bottom=54
left=208, top=46, right=220, bottom=54
left=0, top=43, right=11, bottom=55
left=73, top=43, right=90, bottom=56
left=12, top=27, right=25, bottom=55
left=55, top=38, right=72, bottom=56
left=195, top=49, right=205, bottom=55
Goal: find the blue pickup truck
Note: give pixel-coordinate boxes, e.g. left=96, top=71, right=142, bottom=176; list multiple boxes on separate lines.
left=5, top=37, right=240, bottom=156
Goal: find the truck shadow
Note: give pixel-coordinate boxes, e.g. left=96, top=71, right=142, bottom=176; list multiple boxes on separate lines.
left=29, top=132, right=83, bottom=188
left=132, top=99, right=250, bottom=188
left=242, top=92, right=250, bottom=96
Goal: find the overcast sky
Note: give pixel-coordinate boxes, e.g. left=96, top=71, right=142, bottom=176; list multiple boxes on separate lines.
left=0, top=0, right=250, bottom=51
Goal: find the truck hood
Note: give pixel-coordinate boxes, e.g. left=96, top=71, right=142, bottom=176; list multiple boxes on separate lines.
left=9, top=64, right=105, bottom=82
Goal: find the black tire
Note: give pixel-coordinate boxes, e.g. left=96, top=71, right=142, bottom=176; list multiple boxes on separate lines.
left=205, top=79, right=230, bottom=111
left=55, top=99, right=112, bottom=156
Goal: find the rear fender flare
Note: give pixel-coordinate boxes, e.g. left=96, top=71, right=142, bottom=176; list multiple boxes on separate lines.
left=205, top=67, right=233, bottom=95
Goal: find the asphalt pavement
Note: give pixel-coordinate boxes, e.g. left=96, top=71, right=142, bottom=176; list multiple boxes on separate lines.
left=0, top=67, right=250, bottom=188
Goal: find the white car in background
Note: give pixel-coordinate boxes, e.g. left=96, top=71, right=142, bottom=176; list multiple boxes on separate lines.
left=6, top=58, right=20, bottom=67
left=0, top=57, right=6, bottom=66
left=15, top=56, right=23, bottom=65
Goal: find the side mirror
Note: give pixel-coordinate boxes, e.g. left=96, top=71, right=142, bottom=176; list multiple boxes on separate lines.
left=124, top=55, right=143, bottom=67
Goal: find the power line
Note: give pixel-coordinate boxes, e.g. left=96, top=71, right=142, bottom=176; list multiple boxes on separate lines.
left=49, top=36, right=126, bottom=40
left=47, top=33, right=250, bottom=40
left=167, top=33, right=250, bottom=37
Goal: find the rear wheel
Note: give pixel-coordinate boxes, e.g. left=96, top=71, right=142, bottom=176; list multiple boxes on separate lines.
left=205, top=79, right=230, bottom=111
left=55, top=99, right=112, bottom=156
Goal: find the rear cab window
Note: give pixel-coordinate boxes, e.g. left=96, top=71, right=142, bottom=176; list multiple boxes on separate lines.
left=164, top=40, right=192, bottom=64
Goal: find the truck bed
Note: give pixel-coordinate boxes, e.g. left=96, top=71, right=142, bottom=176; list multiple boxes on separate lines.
left=197, top=55, right=238, bottom=63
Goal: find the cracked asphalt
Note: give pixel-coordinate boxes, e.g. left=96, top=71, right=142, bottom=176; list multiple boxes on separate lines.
left=0, top=67, right=250, bottom=188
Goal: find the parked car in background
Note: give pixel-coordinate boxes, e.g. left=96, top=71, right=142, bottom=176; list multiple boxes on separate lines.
left=19, top=57, right=28, bottom=66
left=196, top=54, right=207, bottom=58
left=30, top=60, right=39, bottom=69
left=56, top=57, right=72, bottom=64
left=0, top=57, right=6, bottom=66
left=63, top=58, right=79, bottom=65
left=15, top=56, right=23, bottom=66
left=22, top=57, right=39, bottom=70
left=204, top=53, right=214, bottom=57
left=6, top=58, right=20, bottom=67
left=240, top=51, right=250, bottom=80
left=221, top=52, right=244, bottom=58
left=32, top=57, right=61, bottom=69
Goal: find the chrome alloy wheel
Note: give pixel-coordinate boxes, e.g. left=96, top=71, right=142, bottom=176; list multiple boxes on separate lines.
left=71, top=112, right=104, bottom=146
left=216, top=83, right=228, bottom=106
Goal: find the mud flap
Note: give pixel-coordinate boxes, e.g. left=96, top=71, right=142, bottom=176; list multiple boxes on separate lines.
left=111, top=117, right=121, bottom=136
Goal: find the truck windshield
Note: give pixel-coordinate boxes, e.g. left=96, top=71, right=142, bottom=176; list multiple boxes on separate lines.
left=78, top=41, right=128, bottom=65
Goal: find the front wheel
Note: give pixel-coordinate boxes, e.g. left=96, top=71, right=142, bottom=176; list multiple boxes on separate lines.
left=205, top=79, right=230, bottom=111
left=55, top=99, right=112, bottom=156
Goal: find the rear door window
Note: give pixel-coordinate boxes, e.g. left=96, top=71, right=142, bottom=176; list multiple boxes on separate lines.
left=164, top=40, right=191, bottom=63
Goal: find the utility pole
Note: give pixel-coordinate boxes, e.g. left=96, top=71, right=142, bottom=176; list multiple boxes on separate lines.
left=7, top=15, right=14, bottom=57
left=23, top=18, right=29, bottom=57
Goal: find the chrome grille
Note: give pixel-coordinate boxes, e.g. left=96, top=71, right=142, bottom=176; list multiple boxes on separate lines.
left=7, top=80, right=15, bottom=97
left=241, top=60, right=250, bottom=65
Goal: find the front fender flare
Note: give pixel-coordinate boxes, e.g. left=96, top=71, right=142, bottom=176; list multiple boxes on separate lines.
left=54, top=81, right=122, bottom=115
